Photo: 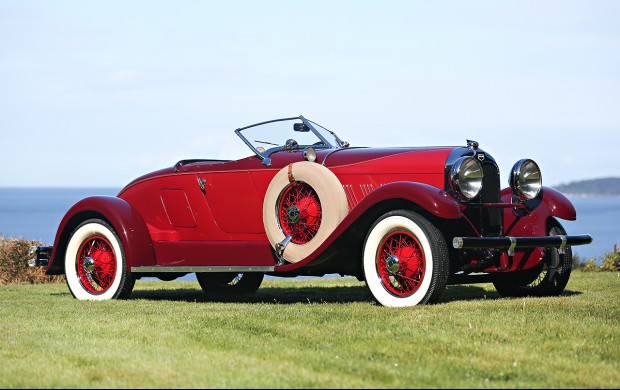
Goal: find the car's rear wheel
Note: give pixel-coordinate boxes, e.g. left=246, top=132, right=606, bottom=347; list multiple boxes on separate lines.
left=493, top=219, right=572, bottom=297
left=64, top=219, right=134, bottom=300
left=362, top=210, right=449, bottom=307
left=196, top=272, right=264, bottom=293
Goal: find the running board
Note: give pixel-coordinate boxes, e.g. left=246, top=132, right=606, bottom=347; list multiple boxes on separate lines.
left=131, top=265, right=275, bottom=273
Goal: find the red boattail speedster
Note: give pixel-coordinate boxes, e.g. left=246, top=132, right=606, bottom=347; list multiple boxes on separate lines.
left=29, top=116, right=592, bottom=306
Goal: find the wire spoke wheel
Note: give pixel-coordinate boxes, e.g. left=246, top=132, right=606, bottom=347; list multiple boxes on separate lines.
left=493, top=219, right=573, bottom=297
left=278, top=182, right=322, bottom=244
left=76, top=235, right=117, bottom=294
left=377, top=231, right=426, bottom=297
left=196, top=272, right=264, bottom=294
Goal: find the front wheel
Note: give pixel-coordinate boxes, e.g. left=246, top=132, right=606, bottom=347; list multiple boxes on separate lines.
left=362, top=210, right=449, bottom=307
left=64, top=219, right=135, bottom=300
left=493, top=219, right=573, bottom=297
left=196, top=272, right=264, bottom=294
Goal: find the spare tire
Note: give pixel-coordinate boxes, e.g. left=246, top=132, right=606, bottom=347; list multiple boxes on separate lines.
left=263, top=161, right=349, bottom=263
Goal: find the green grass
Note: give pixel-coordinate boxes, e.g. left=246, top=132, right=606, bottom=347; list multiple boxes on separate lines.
left=1, top=272, right=618, bottom=388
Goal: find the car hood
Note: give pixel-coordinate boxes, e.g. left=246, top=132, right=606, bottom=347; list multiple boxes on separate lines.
left=119, top=146, right=459, bottom=194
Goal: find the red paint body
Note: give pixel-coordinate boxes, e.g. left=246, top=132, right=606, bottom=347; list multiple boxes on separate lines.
left=45, top=144, right=580, bottom=279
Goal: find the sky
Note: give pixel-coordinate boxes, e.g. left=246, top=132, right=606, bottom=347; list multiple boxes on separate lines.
left=1, top=0, right=619, bottom=188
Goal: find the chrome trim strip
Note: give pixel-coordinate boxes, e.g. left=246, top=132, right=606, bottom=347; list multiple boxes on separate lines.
left=342, top=184, right=357, bottom=209
left=131, top=266, right=275, bottom=273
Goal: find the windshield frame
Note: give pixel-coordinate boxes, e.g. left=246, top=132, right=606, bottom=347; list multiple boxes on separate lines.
left=234, top=115, right=342, bottom=166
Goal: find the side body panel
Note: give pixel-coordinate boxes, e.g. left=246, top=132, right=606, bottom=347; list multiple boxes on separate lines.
left=116, top=147, right=459, bottom=269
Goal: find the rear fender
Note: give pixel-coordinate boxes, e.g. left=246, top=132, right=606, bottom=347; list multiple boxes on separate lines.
left=46, top=196, right=155, bottom=275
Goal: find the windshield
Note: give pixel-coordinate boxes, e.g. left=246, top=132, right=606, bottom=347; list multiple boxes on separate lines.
left=235, top=116, right=347, bottom=163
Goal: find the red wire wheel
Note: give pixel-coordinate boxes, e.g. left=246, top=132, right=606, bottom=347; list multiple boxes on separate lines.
left=76, top=235, right=117, bottom=294
left=277, top=182, right=322, bottom=244
left=376, top=230, right=426, bottom=297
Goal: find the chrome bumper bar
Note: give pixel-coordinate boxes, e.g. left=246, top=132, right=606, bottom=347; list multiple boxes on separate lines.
left=453, top=234, right=592, bottom=255
left=27, top=246, right=52, bottom=267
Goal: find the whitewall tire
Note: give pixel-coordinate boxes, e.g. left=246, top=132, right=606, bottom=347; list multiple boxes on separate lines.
left=263, top=161, right=349, bottom=263
left=362, top=210, right=449, bottom=307
left=64, top=219, right=134, bottom=300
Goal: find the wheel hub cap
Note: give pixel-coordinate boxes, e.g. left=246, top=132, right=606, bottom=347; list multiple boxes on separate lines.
left=83, top=257, right=95, bottom=273
left=386, top=255, right=400, bottom=273
left=286, top=205, right=300, bottom=224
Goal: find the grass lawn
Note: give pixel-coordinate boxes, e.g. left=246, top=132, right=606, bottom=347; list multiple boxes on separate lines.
left=1, top=271, right=618, bottom=388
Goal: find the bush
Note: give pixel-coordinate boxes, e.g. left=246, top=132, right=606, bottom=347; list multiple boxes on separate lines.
left=579, top=244, right=620, bottom=272
left=0, top=236, right=64, bottom=284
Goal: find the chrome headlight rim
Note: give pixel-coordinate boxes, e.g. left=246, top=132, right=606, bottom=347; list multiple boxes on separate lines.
left=510, top=158, right=542, bottom=201
left=450, top=156, right=484, bottom=201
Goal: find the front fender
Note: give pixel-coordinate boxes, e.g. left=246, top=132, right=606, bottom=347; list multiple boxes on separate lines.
left=361, top=181, right=462, bottom=219
left=275, top=181, right=461, bottom=271
left=537, top=186, right=576, bottom=221
left=500, top=186, right=577, bottom=239
left=46, top=196, right=156, bottom=275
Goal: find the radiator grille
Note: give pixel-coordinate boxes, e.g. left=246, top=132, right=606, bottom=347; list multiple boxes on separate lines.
left=462, top=160, right=503, bottom=237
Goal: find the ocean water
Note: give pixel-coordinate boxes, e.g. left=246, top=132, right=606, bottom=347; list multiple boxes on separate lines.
left=0, top=188, right=617, bottom=263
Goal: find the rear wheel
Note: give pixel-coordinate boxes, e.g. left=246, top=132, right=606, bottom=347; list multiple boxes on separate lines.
left=196, top=272, right=264, bottom=294
left=493, top=219, right=572, bottom=297
left=362, top=210, right=449, bottom=307
left=64, top=219, right=134, bottom=300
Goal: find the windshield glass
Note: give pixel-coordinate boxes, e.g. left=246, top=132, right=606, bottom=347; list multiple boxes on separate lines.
left=239, top=118, right=327, bottom=153
left=307, top=120, right=343, bottom=148
left=235, top=116, right=348, bottom=161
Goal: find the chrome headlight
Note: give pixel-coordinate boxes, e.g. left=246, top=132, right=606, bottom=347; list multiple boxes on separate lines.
left=510, top=159, right=542, bottom=201
left=450, top=157, right=484, bottom=201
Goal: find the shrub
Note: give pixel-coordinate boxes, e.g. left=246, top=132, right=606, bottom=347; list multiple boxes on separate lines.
left=0, top=236, right=64, bottom=284
left=600, top=245, right=620, bottom=272
left=579, top=244, right=620, bottom=272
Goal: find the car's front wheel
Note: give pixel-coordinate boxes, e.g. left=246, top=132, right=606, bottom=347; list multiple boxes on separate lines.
left=493, top=219, right=573, bottom=297
left=196, top=272, right=264, bottom=294
left=64, top=218, right=135, bottom=300
left=362, top=210, right=449, bottom=307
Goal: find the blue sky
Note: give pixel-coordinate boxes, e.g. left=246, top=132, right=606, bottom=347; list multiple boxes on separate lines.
left=1, top=1, right=618, bottom=188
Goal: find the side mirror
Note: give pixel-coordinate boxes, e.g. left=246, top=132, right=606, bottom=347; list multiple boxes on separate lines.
left=293, top=123, right=310, bottom=132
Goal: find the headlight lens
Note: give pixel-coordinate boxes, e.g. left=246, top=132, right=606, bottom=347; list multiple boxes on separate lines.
left=450, top=157, right=484, bottom=200
left=510, top=159, right=542, bottom=201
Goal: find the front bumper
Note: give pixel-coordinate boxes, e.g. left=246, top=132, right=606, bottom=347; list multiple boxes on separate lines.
left=452, top=234, right=592, bottom=254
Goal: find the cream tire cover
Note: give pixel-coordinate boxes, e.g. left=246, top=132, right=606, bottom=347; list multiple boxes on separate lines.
left=263, top=161, right=349, bottom=263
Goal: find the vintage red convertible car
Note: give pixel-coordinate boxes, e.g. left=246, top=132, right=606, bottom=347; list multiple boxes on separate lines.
left=29, top=116, right=592, bottom=306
